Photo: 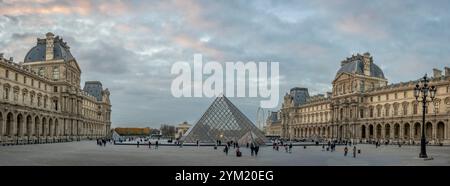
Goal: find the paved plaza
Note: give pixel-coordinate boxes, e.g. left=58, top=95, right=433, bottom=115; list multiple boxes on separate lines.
left=0, top=141, right=449, bottom=166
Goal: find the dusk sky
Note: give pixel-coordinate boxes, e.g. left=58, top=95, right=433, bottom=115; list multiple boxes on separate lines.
left=1, top=0, right=449, bottom=128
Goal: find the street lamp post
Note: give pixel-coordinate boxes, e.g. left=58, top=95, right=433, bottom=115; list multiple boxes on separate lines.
left=414, top=74, right=437, bottom=158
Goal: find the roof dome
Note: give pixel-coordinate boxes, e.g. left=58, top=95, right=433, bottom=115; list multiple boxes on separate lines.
left=24, top=34, right=74, bottom=63
left=336, top=53, right=385, bottom=79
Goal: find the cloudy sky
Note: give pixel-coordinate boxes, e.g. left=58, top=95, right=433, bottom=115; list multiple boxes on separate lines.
left=1, top=0, right=449, bottom=128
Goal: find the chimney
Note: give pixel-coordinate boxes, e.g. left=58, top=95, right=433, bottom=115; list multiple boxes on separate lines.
left=362, top=52, right=372, bottom=76
left=433, top=68, right=442, bottom=79
left=445, top=67, right=450, bottom=77
left=45, top=32, right=55, bottom=61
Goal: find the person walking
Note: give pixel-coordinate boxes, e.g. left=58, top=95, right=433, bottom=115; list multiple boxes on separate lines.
left=353, top=146, right=357, bottom=158
left=148, top=141, right=152, bottom=149
left=137, top=141, right=140, bottom=148
left=255, top=145, right=259, bottom=156
left=155, top=140, right=159, bottom=149
left=250, top=143, right=254, bottom=156
left=344, top=146, right=348, bottom=156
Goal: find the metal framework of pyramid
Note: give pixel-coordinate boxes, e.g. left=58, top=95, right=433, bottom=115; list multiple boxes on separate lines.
left=180, top=96, right=268, bottom=145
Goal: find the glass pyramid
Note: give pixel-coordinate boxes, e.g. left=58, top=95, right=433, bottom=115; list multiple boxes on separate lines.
left=180, top=96, right=268, bottom=145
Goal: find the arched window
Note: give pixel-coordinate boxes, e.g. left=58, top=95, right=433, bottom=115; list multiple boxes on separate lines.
left=4, top=87, right=9, bottom=100
left=403, top=103, right=408, bottom=115
left=413, top=103, right=418, bottom=115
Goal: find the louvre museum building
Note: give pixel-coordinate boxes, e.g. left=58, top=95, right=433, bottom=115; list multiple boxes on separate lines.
left=0, top=33, right=111, bottom=145
left=266, top=52, right=450, bottom=145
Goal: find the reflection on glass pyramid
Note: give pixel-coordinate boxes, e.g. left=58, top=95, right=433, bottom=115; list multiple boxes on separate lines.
left=180, top=96, right=268, bottom=145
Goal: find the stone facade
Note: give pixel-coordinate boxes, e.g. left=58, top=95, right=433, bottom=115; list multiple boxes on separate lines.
left=268, top=52, right=450, bottom=144
left=265, top=111, right=281, bottom=138
left=0, top=33, right=111, bottom=145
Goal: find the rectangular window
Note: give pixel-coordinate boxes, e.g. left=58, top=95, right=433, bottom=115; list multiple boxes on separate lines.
left=52, top=66, right=59, bottom=80
left=31, top=79, right=34, bottom=87
left=403, top=105, right=408, bottom=115
left=413, top=104, right=418, bottom=115
left=15, top=73, right=18, bottom=81
left=38, top=82, right=41, bottom=89
left=24, top=76, right=27, bottom=84
left=54, top=86, right=58, bottom=92
left=404, top=91, right=407, bottom=98
left=395, top=93, right=398, bottom=99
left=386, top=94, right=389, bottom=100
left=5, top=70, right=9, bottom=78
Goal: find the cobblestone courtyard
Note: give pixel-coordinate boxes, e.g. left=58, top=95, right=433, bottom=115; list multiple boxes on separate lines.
left=1, top=141, right=449, bottom=166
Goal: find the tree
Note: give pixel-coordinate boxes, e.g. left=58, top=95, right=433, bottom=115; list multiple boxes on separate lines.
left=160, top=124, right=176, bottom=138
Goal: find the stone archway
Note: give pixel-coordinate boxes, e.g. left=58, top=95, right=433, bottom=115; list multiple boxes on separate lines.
left=404, top=123, right=410, bottom=140
left=414, top=123, right=421, bottom=139
left=6, top=112, right=14, bottom=136
left=437, top=122, right=445, bottom=140
left=48, top=118, right=53, bottom=136
left=385, top=124, right=391, bottom=139
left=369, top=124, right=374, bottom=139
left=54, top=119, right=59, bottom=136
left=34, top=116, right=40, bottom=137
left=361, top=125, right=366, bottom=139
left=26, top=115, right=32, bottom=136
left=41, top=117, right=47, bottom=136
left=0, top=112, right=3, bottom=136
left=394, top=123, right=400, bottom=139
left=16, top=113, right=23, bottom=137
left=376, top=124, right=382, bottom=139
left=426, top=122, right=432, bottom=139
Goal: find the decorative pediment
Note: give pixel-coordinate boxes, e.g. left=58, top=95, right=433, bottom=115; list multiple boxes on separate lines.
left=67, top=59, right=81, bottom=72
left=333, top=72, right=354, bottom=84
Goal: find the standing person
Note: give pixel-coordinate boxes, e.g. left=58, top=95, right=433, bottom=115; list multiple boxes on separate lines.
left=148, top=141, right=152, bottom=149
left=250, top=143, right=254, bottom=156
left=155, top=140, right=159, bottom=149
left=224, top=145, right=229, bottom=155
left=255, top=145, right=259, bottom=156
left=289, top=143, right=293, bottom=153
left=344, top=146, right=348, bottom=156
left=353, top=146, right=357, bottom=158
left=196, top=140, right=199, bottom=148
left=137, top=141, right=140, bottom=148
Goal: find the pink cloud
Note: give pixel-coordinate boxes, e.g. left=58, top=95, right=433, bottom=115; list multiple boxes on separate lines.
left=173, top=34, right=224, bottom=60
left=335, top=13, right=388, bottom=40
